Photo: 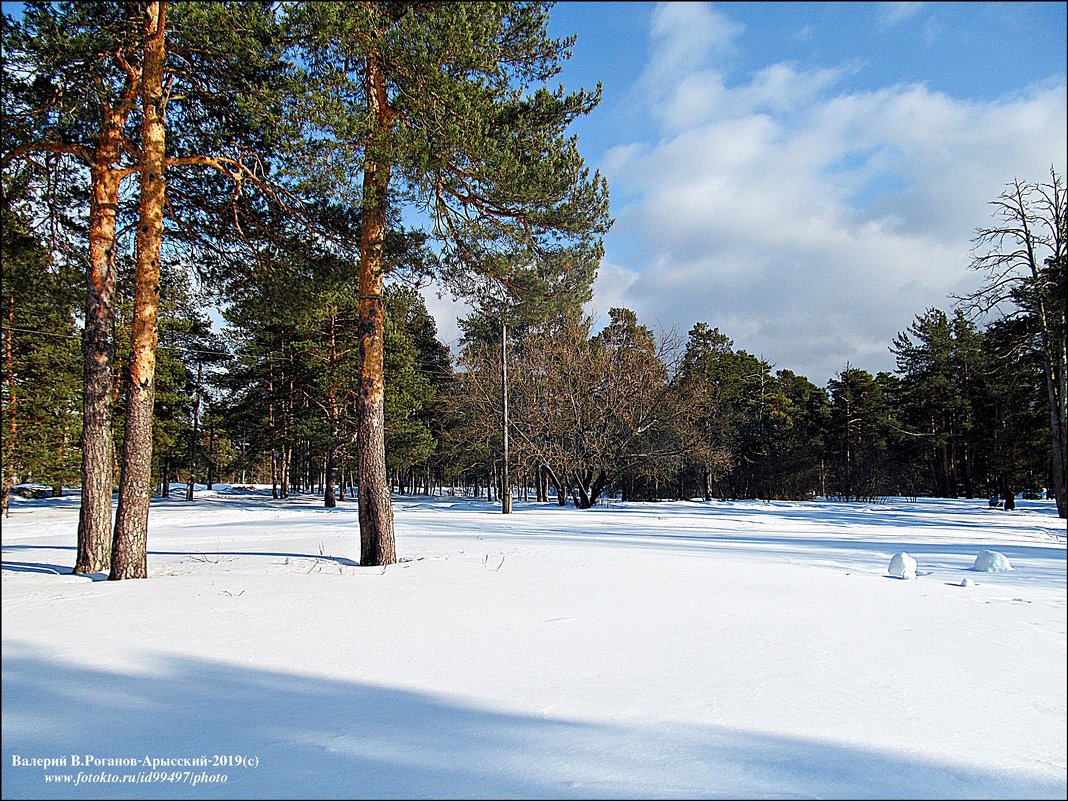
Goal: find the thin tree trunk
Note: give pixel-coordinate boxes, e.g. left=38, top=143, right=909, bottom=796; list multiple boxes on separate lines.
left=2, top=292, right=16, bottom=518
left=325, top=318, right=339, bottom=508
left=186, top=361, right=202, bottom=500
left=325, top=447, right=337, bottom=507
left=280, top=445, right=290, bottom=498
left=356, top=53, right=396, bottom=566
left=501, top=318, right=512, bottom=514
left=111, top=1, right=167, bottom=580
left=206, top=419, right=214, bottom=489
left=1045, top=354, right=1066, bottom=516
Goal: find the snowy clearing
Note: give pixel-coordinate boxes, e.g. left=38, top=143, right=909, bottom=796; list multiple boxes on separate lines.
left=2, top=490, right=1065, bottom=799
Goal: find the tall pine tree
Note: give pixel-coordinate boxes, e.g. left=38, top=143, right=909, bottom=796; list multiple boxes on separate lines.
left=293, top=2, right=611, bottom=563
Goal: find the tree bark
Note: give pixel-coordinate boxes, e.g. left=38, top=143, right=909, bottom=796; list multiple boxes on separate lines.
left=73, top=123, right=126, bottom=574
left=186, top=361, right=202, bottom=501
left=324, top=446, right=337, bottom=507
left=501, top=318, right=512, bottom=514
left=111, top=1, right=167, bottom=580
left=2, top=292, right=16, bottom=518
left=325, top=317, right=339, bottom=508
left=356, top=52, right=396, bottom=566
left=206, top=420, right=214, bottom=489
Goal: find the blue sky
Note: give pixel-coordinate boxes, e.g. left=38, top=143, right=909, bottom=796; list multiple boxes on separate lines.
left=452, top=0, right=1066, bottom=386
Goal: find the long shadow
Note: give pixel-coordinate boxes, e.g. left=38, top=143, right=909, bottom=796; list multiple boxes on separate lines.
left=149, top=495, right=349, bottom=515
left=483, top=495, right=1062, bottom=526
left=0, top=561, right=107, bottom=579
left=2, top=644, right=1062, bottom=800
left=1, top=545, right=358, bottom=570
left=401, top=513, right=1067, bottom=563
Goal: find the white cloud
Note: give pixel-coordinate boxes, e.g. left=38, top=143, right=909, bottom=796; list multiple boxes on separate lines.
left=588, top=3, right=1067, bottom=386
left=647, top=2, right=743, bottom=78
left=419, top=285, right=470, bottom=352
left=877, top=2, right=926, bottom=28
left=584, top=259, right=641, bottom=326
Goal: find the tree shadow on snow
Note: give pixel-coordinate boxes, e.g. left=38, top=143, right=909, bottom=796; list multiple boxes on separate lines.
left=2, top=643, right=1062, bottom=800
left=1, top=545, right=358, bottom=571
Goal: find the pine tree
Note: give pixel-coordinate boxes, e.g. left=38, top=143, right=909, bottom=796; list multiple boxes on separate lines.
left=108, top=0, right=295, bottom=577
left=891, top=308, right=978, bottom=497
left=674, top=324, right=749, bottom=500
left=292, top=1, right=611, bottom=564
left=974, top=318, right=1050, bottom=509
left=109, top=0, right=167, bottom=580
left=827, top=367, right=895, bottom=501
left=384, top=285, right=449, bottom=493
left=1, top=173, right=82, bottom=512
left=3, top=1, right=148, bottom=572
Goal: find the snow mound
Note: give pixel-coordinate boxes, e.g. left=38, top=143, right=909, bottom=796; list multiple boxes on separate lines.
left=960, top=578, right=974, bottom=587
left=973, top=550, right=1013, bottom=572
left=888, top=551, right=917, bottom=579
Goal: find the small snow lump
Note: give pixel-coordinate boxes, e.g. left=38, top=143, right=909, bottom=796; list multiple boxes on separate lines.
left=888, top=551, right=918, bottom=580
left=973, top=549, right=1013, bottom=572
left=959, top=578, right=974, bottom=587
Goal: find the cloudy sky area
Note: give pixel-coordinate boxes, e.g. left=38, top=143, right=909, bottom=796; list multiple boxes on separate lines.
left=429, top=1, right=1066, bottom=387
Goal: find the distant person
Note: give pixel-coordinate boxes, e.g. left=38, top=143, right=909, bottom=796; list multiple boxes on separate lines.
left=988, top=494, right=1001, bottom=508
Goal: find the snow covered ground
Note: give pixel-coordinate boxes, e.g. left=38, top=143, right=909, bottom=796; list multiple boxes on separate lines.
left=2, top=488, right=1065, bottom=799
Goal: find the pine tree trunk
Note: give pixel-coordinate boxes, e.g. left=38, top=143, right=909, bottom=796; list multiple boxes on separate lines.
left=324, top=446, right=337, bottom=507
left=74, top=127, right=125, bottom=574
left=186, top=361, right=202, bottom=501
left=500, top=318, right=512, bottom=514
left=111, top=2, right=167, bottom=580
left=206, top=420, right=214, bottom=489
left=2, top=293, right=16, bottom=518
left=1045, top=362, right=1067, bottom=517
left=356, top=53, right=396, bottom=566
left=325, top=323, right=338, bottom=508
left=280, top=446, right=291, bottom=498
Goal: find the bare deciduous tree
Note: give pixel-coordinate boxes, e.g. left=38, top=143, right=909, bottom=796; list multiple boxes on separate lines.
left=963, top=167, right=1066, bottom=518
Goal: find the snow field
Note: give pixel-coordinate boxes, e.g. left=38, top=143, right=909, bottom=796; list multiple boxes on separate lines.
left=2, top=491, right=1065, bottom=799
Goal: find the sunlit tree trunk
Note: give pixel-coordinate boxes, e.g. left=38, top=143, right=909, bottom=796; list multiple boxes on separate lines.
left=111, top=1, right=167, bottom=580
left=356, top=53, right=396, bottom=565
left=74, top=121, right=126, bottom=574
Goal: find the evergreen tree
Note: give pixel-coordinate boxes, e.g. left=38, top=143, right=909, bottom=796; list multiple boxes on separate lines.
left=673, top=324, right=756, bottom=500
left=110, top=0, right=167, bottom=580
left=826, top=367, right=895, bottom=501
left=3, top=1, right=147, bottom=572
left=1, top=174, right=82, bottom=512
left=384, top=285, right=450, bottom=493
left=974, top=317, right=1050, bottom=508
left=292, top=0, right=611, bottom=563
left=763, top=370, right=830, bottom=500
left=891, top=308, right=978, bottom=497
left=110, top=0, right=296, bottom=577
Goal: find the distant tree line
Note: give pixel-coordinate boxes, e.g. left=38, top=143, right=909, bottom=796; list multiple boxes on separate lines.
left=5, top=165, right=1063, bottom=517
